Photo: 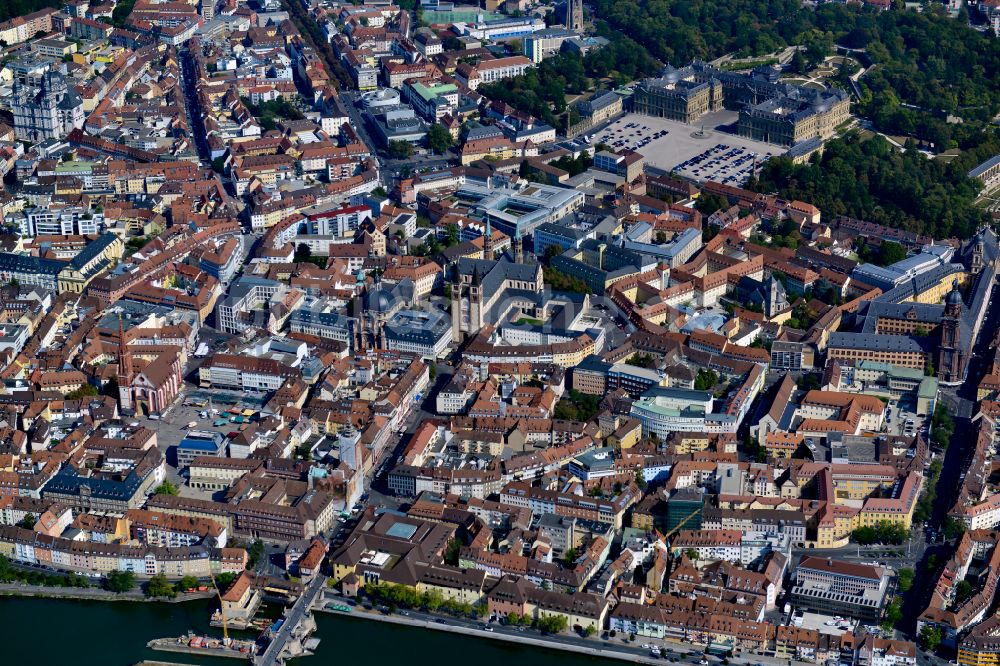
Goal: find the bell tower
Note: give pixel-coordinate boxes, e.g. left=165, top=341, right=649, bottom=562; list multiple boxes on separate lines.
left=117, top=317, right=134, bottom=412
left=450, top=262, right=463, bottom=341
left=469, top=264, right=483, bottom=333
left=566, top=0, right=583, bottom=31
left=938, top=280, right=965, bottom=383
left=971, top=233, right=985, bottom=275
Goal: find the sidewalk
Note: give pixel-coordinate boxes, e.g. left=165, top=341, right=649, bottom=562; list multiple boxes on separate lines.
left=0, top=582, right=213, bottom=603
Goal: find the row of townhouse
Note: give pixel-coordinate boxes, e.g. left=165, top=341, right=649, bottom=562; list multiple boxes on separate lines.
left=0, top=525, right=246, bottom=578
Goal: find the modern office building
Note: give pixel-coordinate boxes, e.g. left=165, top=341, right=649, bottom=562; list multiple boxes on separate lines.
left=459, top=181, right=584, bottom=239
left=790, top=557, right=889, bottom=621
left=630, top=386, right=715, bottom=438
left=666, top=487, right=705, bottom=533
left=367, top=105, right=428, bottom=147
left=176, top=432, right=227, bottom=468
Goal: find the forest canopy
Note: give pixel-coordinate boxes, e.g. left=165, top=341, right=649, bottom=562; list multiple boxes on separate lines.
left=747, top=132, right=997, bottom=239
left=0, top=0, right=59, bottom=25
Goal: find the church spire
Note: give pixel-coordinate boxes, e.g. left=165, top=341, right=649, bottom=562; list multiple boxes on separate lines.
left=483, top=219, right=493, bottom=260
left=117, top=315, right=133, bottom=383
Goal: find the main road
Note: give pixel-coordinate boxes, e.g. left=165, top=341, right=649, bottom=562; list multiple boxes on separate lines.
left=900, top=273, right=1000, bottom=641
left=256, top=571, right=328, bottom=665
left=317, top=595, right=812, bottom=666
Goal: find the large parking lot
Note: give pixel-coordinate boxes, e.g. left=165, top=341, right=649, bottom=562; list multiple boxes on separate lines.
left=885, top=399, right=928, bottom=439
left=142, top=387, right=270, bottom=475
left=591, top=111, right=780, bottom=186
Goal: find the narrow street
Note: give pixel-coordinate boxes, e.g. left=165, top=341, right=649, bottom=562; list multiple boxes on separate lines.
left=179, top=47, right=211, bottom=165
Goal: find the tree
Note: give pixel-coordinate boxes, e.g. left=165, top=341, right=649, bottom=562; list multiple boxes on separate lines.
left=295, top=243, right=312, bottom=262
left=429, top=363, right=438, bottom=380
left=553, top=389, right=601, bottom=422
left=215, top=571, right=237, bottom=590
left=543, top=244, right=563, bottom=264
left=66, top=384, right=98, bottom=400
left=153, top=480, right=179, bottom=496
left=897, top=568, right=914, bottom=593
left=852, top=526, right=877, bottom=545
left=919, top=625, right=943, bottom=651
left=16, top=513, right=36, bottom=530
left=104, top=570, right=136, bottom=593
left=695, top=193, right=728, bottom=216
left=750, top=132, right=992, bottom=241
left=242, top=96, right=304, bottom=132
left=878, top=241, right=907, bottom=266
left=423, top=589, right=444, bottom=611
left=853, top=521, right=908, bottom=545
left=125, top=236, right=150, bottom=252
left=537, top=614, right=568, bottom=634
left=111, top=0, right=137, bottom=27
left=146, top=574, right=177, bottom=598
left=211, top=157, right=227, bottom=174
left=942, top=517, right=966, bottom=541
left=955, top=580, right=973, bottom=604
left=797, top=373, right=822, bottom=391
left=426, top=123, right=454, bottom=155
left=388, top=140, right=415, bottom=160
left=584, top=624, right=597, bottom=637
left=563, top=548, right=579, bottom=566
left=789, top=49, right=809, bottom=75
left=543, top=265, right=592, bottom=294
left=931, top=403, right=955, bottom=451
left=550, top=153, right=593, bottom=177
left=178, top=575, right=200, bottom=591
left=247, top=539, right=265, bottom=568
left=694, top=369, right=718, bottom=391
left=444, top=538, right=462, bottom=566
left=631, top=353, right=656, bottom=369
left=882, top=596, right=903, bottom=630
left=685, top=549, right=699, bottom=561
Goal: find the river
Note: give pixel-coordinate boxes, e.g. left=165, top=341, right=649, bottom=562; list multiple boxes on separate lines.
left=0, top=597, right=607, bottom=665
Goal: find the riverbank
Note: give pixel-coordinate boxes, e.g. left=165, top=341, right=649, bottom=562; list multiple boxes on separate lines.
left=0, top=582, right=215, bottom=603
left=0, top=595, right=806, bottom=666
left=316, top=606, right=665, bottom=666
left=0, top=595, right=649, bottom=666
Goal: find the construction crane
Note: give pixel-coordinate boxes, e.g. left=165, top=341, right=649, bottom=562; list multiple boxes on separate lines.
left=208, top=571, right=230, bottom=646
left=659, top=507, right=703, bottom=543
